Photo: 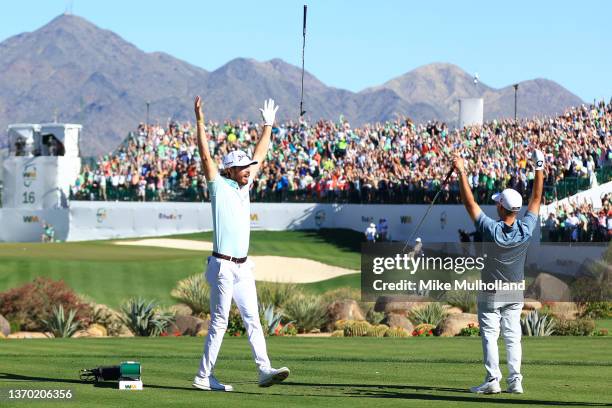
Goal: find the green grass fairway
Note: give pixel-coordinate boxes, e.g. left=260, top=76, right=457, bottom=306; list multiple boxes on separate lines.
left=0, top=229, right=361, bottom=307
left=0, top=337, right=610, bottom=407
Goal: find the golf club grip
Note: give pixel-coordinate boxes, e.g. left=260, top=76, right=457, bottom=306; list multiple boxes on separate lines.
left=443, top=168, right=454, bottom=183
left=303, top=5, right=307, bottom=34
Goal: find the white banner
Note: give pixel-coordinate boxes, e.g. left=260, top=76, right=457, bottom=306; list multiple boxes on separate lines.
left=0, top=208, right=69, bottom=242
left=1, top=201, right=606, bottom=276
left=2, top=156, right=80, bottom=209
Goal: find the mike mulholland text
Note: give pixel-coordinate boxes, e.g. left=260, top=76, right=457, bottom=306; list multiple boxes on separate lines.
left=372, top=279, right=526, bottom=292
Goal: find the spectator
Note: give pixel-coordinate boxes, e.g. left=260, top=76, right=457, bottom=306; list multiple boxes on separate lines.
left=70, top=100, right=612, bottom=206
left=365, top=223, right=378, bottom=243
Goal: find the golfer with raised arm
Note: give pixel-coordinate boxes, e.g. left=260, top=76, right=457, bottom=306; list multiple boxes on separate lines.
left=453, top=149, right=544, bottom=394
left=192, top=96, right=289, bottom=391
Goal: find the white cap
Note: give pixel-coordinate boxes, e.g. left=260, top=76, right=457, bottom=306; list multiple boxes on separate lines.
left=415, top=237, right=422, bottom=242
left=370, top=223, right=376, bottom=228
left=222, top=150, right=257, bottom=169
left=492, top=188, right=522, bottom=212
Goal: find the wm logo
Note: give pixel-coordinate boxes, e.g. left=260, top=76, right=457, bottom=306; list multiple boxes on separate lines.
left=23, top=215, right=40, bottom=223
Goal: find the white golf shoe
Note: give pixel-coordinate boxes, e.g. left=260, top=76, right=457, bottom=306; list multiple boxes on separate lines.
left=192, top=375, right=233, bottom=392
left=507, top=378, right=524, bottom=394
left=258, top=367, right=290, bottom=387
left=470, top=378, right=501, bottom=394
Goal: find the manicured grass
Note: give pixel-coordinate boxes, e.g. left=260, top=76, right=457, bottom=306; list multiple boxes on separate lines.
left=300, top=273, right=361, bottom=294
left=0, top=229, right=362, bottom=308
left=169, top=228, right=362, bottom=269
left=596, top=319, right=612, bottom=331
left=0, top=337, right=610, bottom=407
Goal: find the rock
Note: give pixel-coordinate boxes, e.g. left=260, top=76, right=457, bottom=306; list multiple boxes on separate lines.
left=525, top=273, right=571, bottom=302
left=444, top=306, right=463, bottom=315
left=0, top=314, right=10, bottom=336
left=170, top=303, right=193, bottom=316
left=374, top=296, right=432, bottom=315
left=326, top=300, right=365, bottom=331
left=523, top=299, right=542, bottom=310
left=87, top=324, right=108, bottom=337
left=7, top=331, right=53, bottom=339
left=548, top=302, right=580, bottom=320
left=118, top=329, right=135, bottom=337
left=437, top=313, right=479, bottom=337
left=72, top=330, right=90, bottom=338
left=166, top=315, right=208, bottom=336
left=384, top=313, right=414, bottom=332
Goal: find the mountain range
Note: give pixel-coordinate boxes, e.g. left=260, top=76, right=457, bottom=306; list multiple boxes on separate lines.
left=0, top=14, right=584, bottom=155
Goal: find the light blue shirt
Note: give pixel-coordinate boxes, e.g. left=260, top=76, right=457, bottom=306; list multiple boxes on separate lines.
left=475, top=211, right=538, bottom=283
left=208, top=175, right=252, bottom=258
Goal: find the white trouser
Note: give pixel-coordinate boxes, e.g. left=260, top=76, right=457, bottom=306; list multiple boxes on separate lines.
left=477, top=297, right=523, bottom=384
left=198, top=256, right=271, bottom=378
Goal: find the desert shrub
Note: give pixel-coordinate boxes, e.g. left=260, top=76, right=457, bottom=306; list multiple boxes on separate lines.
left=554, top=318, right=596, bottom=336
left=259, top=304, right=284, bottom=336
left=334, top=319, right=350, bottom=331
left=366, top=324, right=389, bottom=337
left=580, top=302, right=612, bottom=319
left=521, top=310, right=556, bottom=336
left=91, top=304, right=127, bottom=336
left=280, top=323, right=298, bottom=336
left=384, top=327, right=410, bottom=338
left=0, top=277, right=91, bottom=331
left=282, top=294, right=326, bottom=333
left=343, top=320, right=371, bottom=337
left=41, top=305, right=81, bottom=338
left=410, top=303, right=448, bottom=326
left=119, top=298, right=174, bottom=337
left=458, top=323, right=480, bottom=337
left=445, top=290, right=477, bottom=314
left=320, top=287, right=361, bottom=305
left=331, top=330, right=344, bottom=337
left=365, top=307, right=385, bottom=325
left=256, top=281, right=299, bottom=308
left=412, top=323, right=436, bottom=337
left=170, top=274, right=210, bottom=316
left=226, top=307, right=246, bottom=337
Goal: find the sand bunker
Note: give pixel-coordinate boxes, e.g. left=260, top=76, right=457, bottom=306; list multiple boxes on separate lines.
left=114, top=238, right=357, bottom=283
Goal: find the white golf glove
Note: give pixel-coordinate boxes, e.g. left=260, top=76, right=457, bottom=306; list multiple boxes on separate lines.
left=533, top=149, right=545, bottom=171
left=259, top=98, right=279, bottom=127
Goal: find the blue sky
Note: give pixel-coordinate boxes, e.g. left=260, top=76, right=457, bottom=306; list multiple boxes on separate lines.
left=0, top=0, right=610, bottom=102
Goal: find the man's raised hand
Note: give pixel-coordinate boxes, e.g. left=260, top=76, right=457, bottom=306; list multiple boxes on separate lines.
left=452, top=153, right=466, bottom=173
left=533, top=149, right=545, bottom=171
left=259, top=99, right=279, bottom=127
left=194, top=96, right=203, bottom=122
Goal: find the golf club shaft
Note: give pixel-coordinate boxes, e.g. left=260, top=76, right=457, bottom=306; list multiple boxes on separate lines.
left=402, top=167, right=454, bottom=251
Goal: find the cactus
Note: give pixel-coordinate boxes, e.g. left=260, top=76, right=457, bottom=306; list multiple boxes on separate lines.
left=367, top=324, right=389, bottom=337
left=334, top=319, right=349, bottom=331
left=384, top=327, right=410, bottom=338
left=331, top=330, right=344, bottom=337
left=343, top=320, right=371, bottom=337
left=521, top=310, right=555, bottom=336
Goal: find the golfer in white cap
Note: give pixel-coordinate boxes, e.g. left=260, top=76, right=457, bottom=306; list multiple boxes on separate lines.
left=453, top=149, right=544, bottom=395
left=191, top=96, right=289, bottom=391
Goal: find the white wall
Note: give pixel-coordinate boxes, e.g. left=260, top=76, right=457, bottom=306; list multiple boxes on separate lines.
left=0, top=201, right=606, bottom=277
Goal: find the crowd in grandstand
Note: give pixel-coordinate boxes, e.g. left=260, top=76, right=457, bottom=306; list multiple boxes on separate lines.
left=71, top=100, right=611, bottom=210
left=541, top=193, right=611, bottom=242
